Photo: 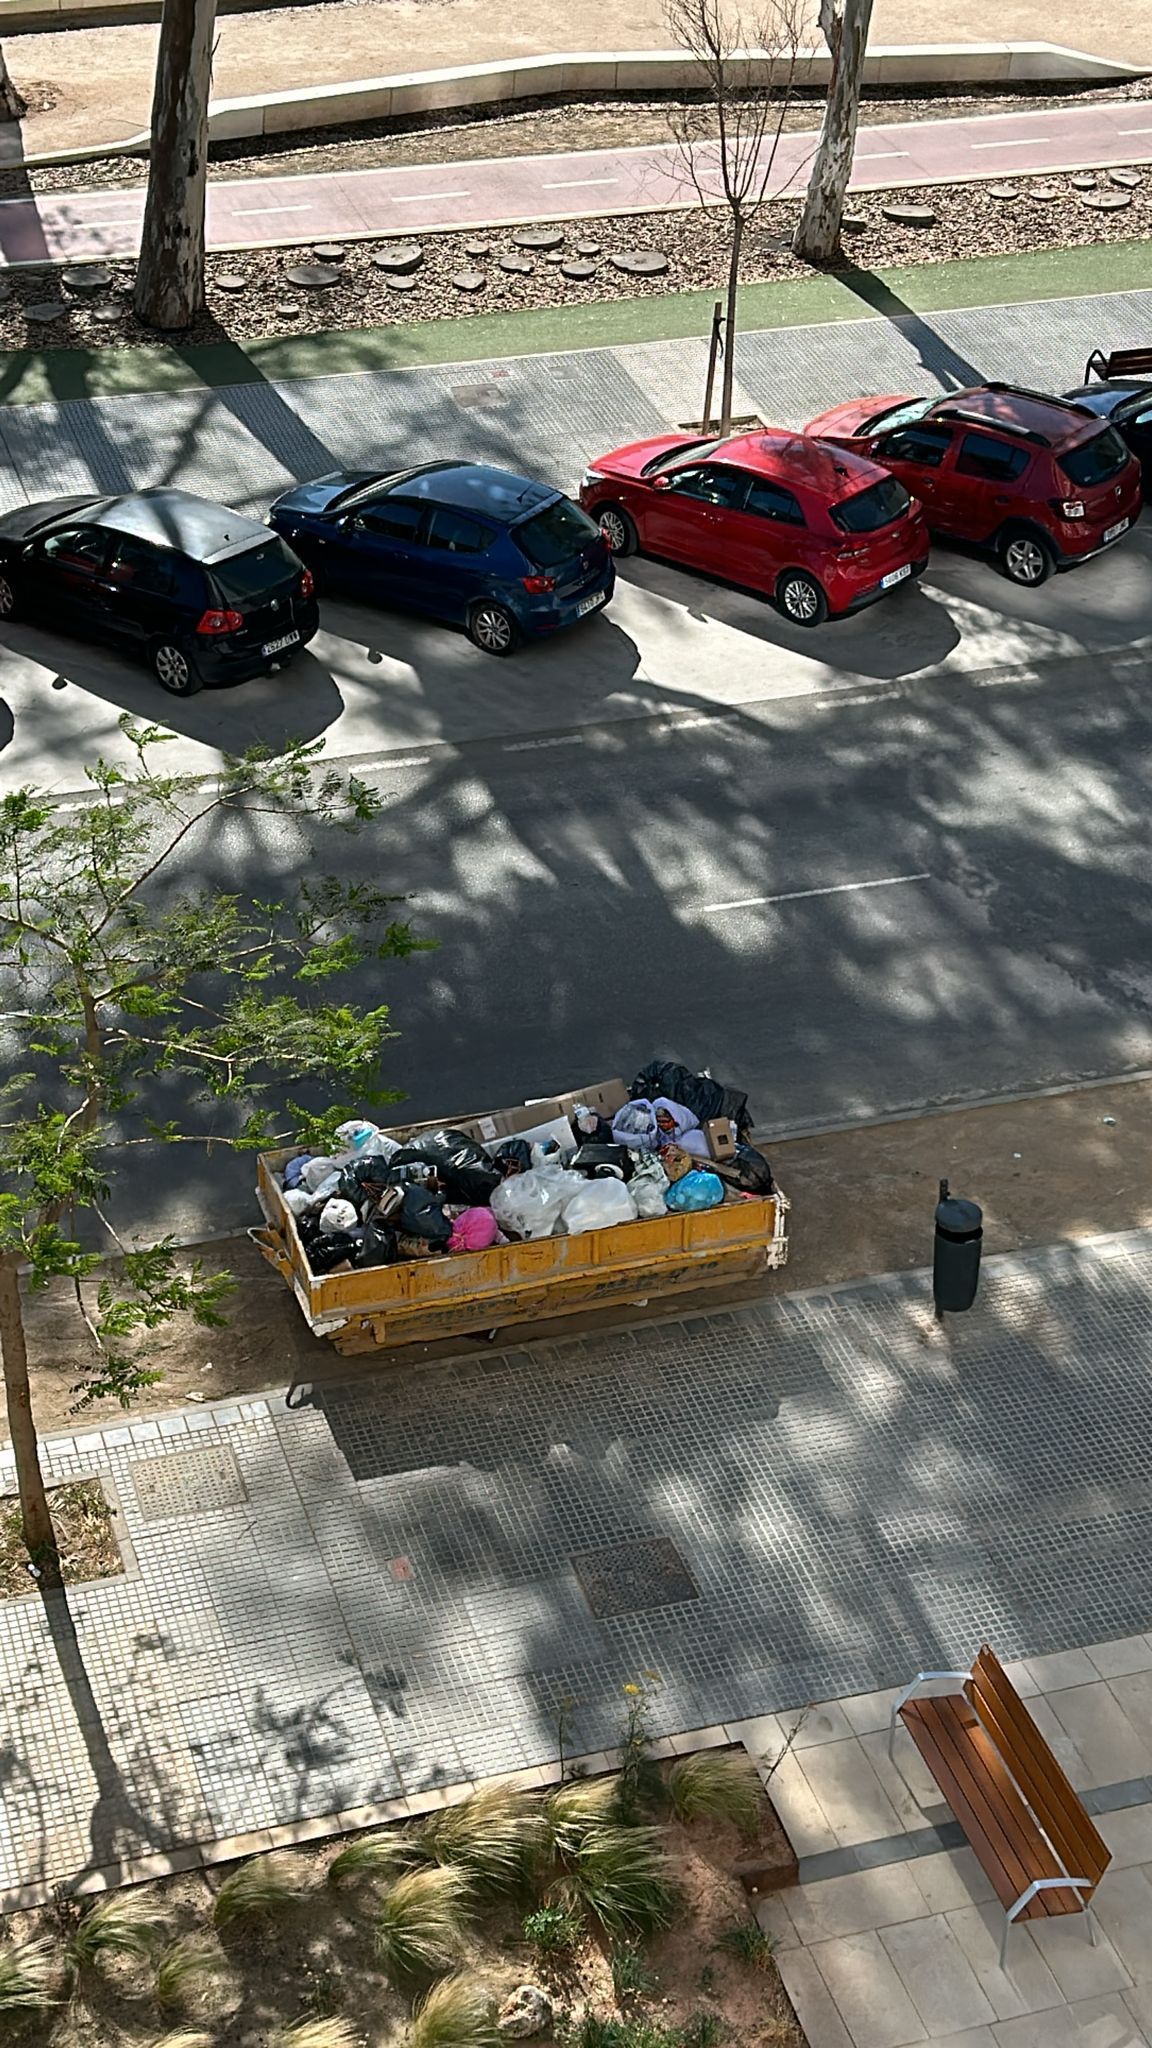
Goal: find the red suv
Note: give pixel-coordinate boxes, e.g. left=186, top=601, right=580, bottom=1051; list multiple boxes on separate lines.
left=578, top=429, right=930, bottom=625
left=805, top=382, right=1141, bottom=588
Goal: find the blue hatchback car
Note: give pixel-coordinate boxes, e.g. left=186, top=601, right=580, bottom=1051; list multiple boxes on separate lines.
left=268, top=459, right=615, bottom=655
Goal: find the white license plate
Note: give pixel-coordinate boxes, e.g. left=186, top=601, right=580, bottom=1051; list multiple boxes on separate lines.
left=880, top=564, right=912, bottom=590
left=1103, top=518, right=1129, bottom=545
left=576, top=590, right=606, bottom=617
left=262, top=630, right=300, bottom=656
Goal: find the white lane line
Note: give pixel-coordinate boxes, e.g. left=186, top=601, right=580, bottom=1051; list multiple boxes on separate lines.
left=392, top=189, right=470, bottom=203
left=541, top=175, right=621, bottom=189
left=231, top=203, right=314, bottom=217
left=379, top=755, right=432, bottom=767
left=1119, top=125, right=1152, bottom=135
left=969, top=138, right=1049, bottom=150
left=503, top=734, right=584, bottom=752
left=854, top=149, right=910, bottom=160
left=696, top=873, right=931, bottom=914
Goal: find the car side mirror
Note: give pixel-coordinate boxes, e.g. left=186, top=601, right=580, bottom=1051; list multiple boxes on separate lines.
left=651, top=475, right=673, bottom=492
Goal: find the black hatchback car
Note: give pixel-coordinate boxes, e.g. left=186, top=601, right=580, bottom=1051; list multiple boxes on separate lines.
left=1063, top=381, right=1152, bottom=494
left=0, top=488, right=320, bottom=695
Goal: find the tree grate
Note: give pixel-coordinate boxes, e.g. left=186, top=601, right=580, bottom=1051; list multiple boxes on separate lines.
left=128, top=1446, right=247, bottom=1519
left=571, top=1536, right=700, bottom=1618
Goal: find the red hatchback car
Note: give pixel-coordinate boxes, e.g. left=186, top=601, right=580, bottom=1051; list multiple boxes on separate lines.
left=578, top=429, right=930, bottom=625
left=805, top=382, right=1141, bottom=588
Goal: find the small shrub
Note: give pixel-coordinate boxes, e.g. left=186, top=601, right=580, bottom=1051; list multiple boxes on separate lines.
left=328, top=1832, right=416, bottom=1889
left=69, top=1892, right=165, bottom=1972
left=417, top=1782, right=543, bottom=1896
left=565, top=1826, right=677, bottom=1939
left=616, top=1680, right=667, bottom=1824
left=0, top=1936, right=59, bottom=2012
left=680, top=2017, right=722, bottom=2048
left=545, top=1775, right=621, bottom=1859
left=274, top=2022, right=362, bottom=2048
left=154, top=1938, right=215, bottom=2013
left=212, top=1854, right=298, bottom=1930
left=668, top=1752, right=762, bottom=1833
left=571, top=2017, right=673, bottom=2048
left=373, top=1865, right=470, bottom=1981
left=410, top=1971, right=499, bottom=2048
left=610, top=1938, right=654, bottom=2001
left=521, top=1900, right=583, bottom=1958
left=716, top=1920, right=776, bottom=1969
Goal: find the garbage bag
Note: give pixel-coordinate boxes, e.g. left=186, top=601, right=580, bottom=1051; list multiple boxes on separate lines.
left=491, top=1166, right=584, bottom=1240
left=494, top=1138, right=533, bottom=1176
left=282, top=1187, right=316, bottom=1218
left=570, top=1103, right=614, bottom=1146
left=334, top=1118, right=381, bottom=1153
left=611, top=1099, right=659, bottom=1151
left=630, top=1152, right=670, bottom=1219
left=664, top=1169, right=725, bottom=1213
left=563, top=1179, right=638, bottom=1233
left=394, top=1129, right=501, bottom=1205
left=302, top=1154, right=340, bottom=1192
left=730, top=1143, right=774, bottom=1195
left=448, top=1206, right=501, bottom=1253
left=652, top=1097, right=701, bottom=1144
left=661, top=1145, right=695, bottom=1183
left=308, top=1229, right=361, bottom=1272
left=398, top=1183, right=453, bottom=1246
left=630, top=1060, right=752, bottom=1136
left=570, top=1142, right=633, bottom=1182
left=357, top=1217, right=400, bottom=1267
left=309, top=1171, right=343, bottom=1204
left=283, top=1152, right=313, bottom=1190
left=319, top=1197, right=359, bottom=1233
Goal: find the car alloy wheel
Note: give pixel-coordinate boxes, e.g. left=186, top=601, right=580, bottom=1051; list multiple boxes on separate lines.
left=153, top=641, right=201, bottom=696
left=0, top=575, right=16, bottom=619
left=598, top=506, right=634, bottom=556
left=468, top=603, right=518, bottom=656
left=778, top=571, right=828, bottom=627
left=1002, top=534, right=1051, bottom=586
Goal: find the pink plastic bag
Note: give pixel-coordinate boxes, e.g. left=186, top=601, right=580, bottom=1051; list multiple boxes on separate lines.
left=448, top=1206, right=501, bottom=1253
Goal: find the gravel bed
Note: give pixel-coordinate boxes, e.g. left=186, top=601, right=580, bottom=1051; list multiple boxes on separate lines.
left=7, top=77, right=1152, bottom=197
left=2, top=166, right=1150, bottom=353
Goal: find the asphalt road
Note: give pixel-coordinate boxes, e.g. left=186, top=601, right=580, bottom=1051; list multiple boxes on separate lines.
left=3, top=99, right=1152, bottom=264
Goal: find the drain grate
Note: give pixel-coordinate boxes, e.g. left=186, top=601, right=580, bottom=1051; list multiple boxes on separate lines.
left=571, top=1536, right=700, bottom=1618
left=129, top=1445, right=247, bottom=1519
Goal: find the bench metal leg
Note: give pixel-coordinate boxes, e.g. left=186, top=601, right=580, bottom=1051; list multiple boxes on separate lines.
left=1000, top=1878, right=1094, bottom=1973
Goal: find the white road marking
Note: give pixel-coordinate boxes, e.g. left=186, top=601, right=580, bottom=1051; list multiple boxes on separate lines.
left=854, top=150, right=910, bottom=160
left=392, top=189, right=470, bottom=203
left=696, top=873, right=931, bottom=913
left=969, top=137, right=1049, bottom=150
left=541, top=175, right=621, bottom=189
left=379, top=755, right=432, bottom=766
left=503, top=734, right=585, bottom=752
left=231, top=203, right=314, bottom=217
left=1119, top=125, right=1152, bottom=135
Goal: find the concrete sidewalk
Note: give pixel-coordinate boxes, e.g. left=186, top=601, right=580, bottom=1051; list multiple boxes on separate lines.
left=4, top=1226, right=1152, bottom=1916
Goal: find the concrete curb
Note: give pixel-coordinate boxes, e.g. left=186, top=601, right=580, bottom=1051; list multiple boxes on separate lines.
left=6, top=41, right=1147, bottom=168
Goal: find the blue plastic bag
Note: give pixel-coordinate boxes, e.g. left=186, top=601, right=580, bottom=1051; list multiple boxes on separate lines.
left=664, top=1169, right=725, bottom=1213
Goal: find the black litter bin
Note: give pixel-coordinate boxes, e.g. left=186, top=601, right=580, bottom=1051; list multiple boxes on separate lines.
left=933, top=1182, right=983, bottom=1314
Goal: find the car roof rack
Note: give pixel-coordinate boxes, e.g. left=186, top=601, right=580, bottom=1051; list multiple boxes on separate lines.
left=932, top=405, right=1052, bottom=446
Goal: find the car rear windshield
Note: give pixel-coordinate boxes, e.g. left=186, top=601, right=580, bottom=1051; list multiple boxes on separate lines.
left=831, top=476, right=911, bottom=534
left=210, top=536, right=302, bottom=604
left=516, top=497, right=602, bottom=568
left=1058, top=425, right=1129, bottom=488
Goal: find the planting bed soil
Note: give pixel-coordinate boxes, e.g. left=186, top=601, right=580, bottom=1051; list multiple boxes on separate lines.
left=0, top=164, right=1149, bottom=353
left=4, top=1761, right=806, bottom=2048
left=0, top=1476, right=121, bottom=1596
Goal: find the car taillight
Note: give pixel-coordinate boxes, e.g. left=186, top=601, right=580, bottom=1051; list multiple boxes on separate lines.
left=521, top=574, right=555, bottom=594
left=195, top=607, right=244, bottom=636
left=1054, top=498, right=1085, bottom=519
left=299, top=568, right=315, bottom=598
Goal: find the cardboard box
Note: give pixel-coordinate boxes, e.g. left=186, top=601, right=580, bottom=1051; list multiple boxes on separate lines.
left=551, top=1078, right=629, bottom=1123
left=704, top=1116, right=737, bottom=1162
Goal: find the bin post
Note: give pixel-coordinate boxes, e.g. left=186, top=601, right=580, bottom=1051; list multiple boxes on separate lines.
left=933, top=1177, right=983, bottom=1322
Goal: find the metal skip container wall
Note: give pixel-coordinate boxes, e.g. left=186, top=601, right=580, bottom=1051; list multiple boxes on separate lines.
left=253, top=1078, right=789, bottom=1354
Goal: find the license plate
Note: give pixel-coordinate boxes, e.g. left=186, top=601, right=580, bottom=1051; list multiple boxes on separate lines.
left=880, top=564, right=912, bottom=590
left=262, top=630, right=299, bottom=656
left=1103, top=518, right=1129, bottom=545
left=576, top=590, right=606, bottom=617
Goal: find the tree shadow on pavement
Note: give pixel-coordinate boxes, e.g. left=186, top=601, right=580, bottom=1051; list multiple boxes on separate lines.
left=832, top=265, right=985, bottom=390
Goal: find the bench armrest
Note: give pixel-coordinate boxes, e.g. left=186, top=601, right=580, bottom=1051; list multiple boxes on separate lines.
left=888, top=1670, right=972, bottom=1760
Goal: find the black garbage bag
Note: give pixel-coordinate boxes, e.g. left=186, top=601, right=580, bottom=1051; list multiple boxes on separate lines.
left=393, top=1128, right=501, bottom=1205
left=357, top=1217, right=400, bottom=1268
left=729, top=1143, right=774, bottom=1195
left=569, top=1105, right=614, bottom=1146
left=398, top=1182, right=453, bottom=1247
left=629, top=1059, right=752, bottom=1136
left=495, top=1137, right=533, bottom=1176
left=570, top=1142, right=634, bottom=1183
left=308, top=1230, right=361, bottom=1273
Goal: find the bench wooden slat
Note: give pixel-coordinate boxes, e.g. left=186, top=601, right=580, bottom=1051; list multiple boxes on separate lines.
left=967, top=1646, right=1110, bottom=1891
left=1085, top=346, right=1152, bottom=381
left=902, top=1695, right=1067, bottom=1915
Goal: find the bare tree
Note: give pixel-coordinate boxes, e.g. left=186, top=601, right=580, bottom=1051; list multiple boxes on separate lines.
left=0, top=42, right=27, bottom=123
left=665, top=0, right=808, bottom=435
left=793, top=0, right=873, bottom=263
left=133, top=0, right=219, bottom=330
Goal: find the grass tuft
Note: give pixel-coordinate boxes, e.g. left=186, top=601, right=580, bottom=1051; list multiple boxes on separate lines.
left=521, top=1898, right=584, bottom=1958
left=212, top=1854, right=299, bottom=1930
left=0, top=1936, right=59, bottom=2012
left=328, top=1832, right=416, bottom=1889
left=68, top=1893, right=165, bottom=1972
left=373, top=1864, right=471, bottom=1981
left=149, top=2032, right=214, bottom=2048
left=564, top=1825, right=677, bottom=1939
left=544, top=1775, right=621, bottom=1858
left=274, top=2021, right=363, bottom=2048
left=667, top=1752, right=762, bottom=1833
left=715, top=1919, right=776, bottom=1969
left=154, top=1937, right=216, bottom=2012
left=409, top=1971, right=499, bottom=2048
left=416, top=1783, right=544, bottom=1896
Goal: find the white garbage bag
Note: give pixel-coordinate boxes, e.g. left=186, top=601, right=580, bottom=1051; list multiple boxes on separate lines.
left=630, top=1153, right=670, bottom=1219
left=319, top=1197, right=359, bottom=1233
left=302, top=1154, right=339, bottom=1191
left=491, top=1165, right=585, bottom=1240
left=563, top=1180, right=638, bottom=1233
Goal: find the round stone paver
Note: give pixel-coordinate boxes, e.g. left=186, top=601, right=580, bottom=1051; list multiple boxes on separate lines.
left=1082, top=190, right=1132, bottom=212
left=451, top=270, right=486, bottom=292
left=989, top=185, right=1019, bottom=201
left=90, top=303, right=121, bottom=326
left=545, top=251, right=566, bottom=265
left=840, top=214, right=867, bottom=233
left=1029, top=184, right=1061, bottom=201
left=609, top=248, right=670, bottom=275
left=1110, top=168, right=1143, bottom=189
left=62, top=265, right=112, bottom=293
left=513, top=225, right=564, bottom=251
left=1070, top=173, right=1097, bottom=191
left=284, top=263, right=340, bottom=289
left=384, top=273, right=417, bottom=292
left=274, top=301, right=301, bottom=318
left=465, top=239, right=492, bottom=259
left=24, top=300, right=67, bottom=322
left=371, top=242, right=423, bottom=274
left=880, top=202, right=936, bottom=227
left=313, top=242, right=346, bottom=262
left=576, top=239, right=602, bottom=257
left=561, top=258, right=598, bottom=280
left=215, top=272, right=247, bottom=294
left=499, top=252, right=534, bottom=274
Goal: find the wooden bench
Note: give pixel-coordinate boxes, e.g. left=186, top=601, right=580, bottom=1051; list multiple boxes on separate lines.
left=889, top=1645, right=1111, bottom=1965
left=1084, top=345, right=1152, bottom=382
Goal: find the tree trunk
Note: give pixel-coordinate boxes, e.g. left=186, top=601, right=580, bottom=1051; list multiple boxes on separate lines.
left=792, top=0, right=874, bottom=265
left=0, top=41, right=27, bottom=122
left=132, top=0, right=218, bottom=330
left=0, top=1255, right=61, bottom=1589
left=720, top=208, right=744, bottom=435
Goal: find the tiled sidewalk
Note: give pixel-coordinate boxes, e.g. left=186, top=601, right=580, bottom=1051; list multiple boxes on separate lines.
left=3, top=1228, right=1152, bottom=1926
left=752, top=1646, right=1152, bottom=2047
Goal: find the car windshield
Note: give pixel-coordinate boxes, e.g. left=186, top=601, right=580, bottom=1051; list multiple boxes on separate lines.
left=333, top=462, right=462, bottom=512
left=865, top=397, right=935, bottom=435
left=210, top=536, right=301, bottom=603
left=642, top=438, right=724, bottom=477
left=1058, top=425, right=1129, bottom=488
left=831, top=476, right=911, bottom=534
left=516, top=497, right=602, bottom=567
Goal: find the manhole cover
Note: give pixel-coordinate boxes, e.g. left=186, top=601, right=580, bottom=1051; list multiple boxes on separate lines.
left=129, top=1445, right=247, bottom=1519
left=572, top=1536, right=700, bottom=1617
